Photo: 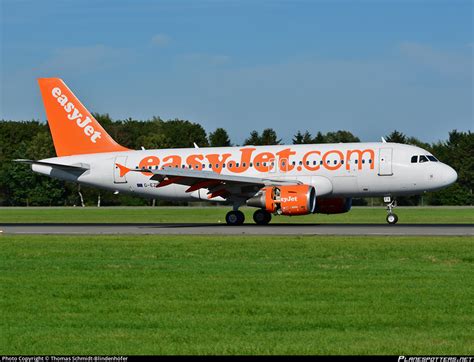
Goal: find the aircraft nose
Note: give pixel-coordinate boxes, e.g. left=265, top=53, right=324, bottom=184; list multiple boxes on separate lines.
left=443, top=165, right=458, bottom=186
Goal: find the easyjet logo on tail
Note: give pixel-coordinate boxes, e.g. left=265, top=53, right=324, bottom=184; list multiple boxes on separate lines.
left=51, top=87, right=102, bottom=143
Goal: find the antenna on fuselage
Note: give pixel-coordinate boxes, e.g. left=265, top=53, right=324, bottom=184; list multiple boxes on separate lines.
left=381, top=137, right=387, bottom=143
left=193, top=143, right=199, bottom=148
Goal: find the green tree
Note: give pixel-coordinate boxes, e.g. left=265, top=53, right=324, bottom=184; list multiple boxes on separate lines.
left=427, top=130, right=473, bottom=205
left=293, top=130, right=313, bottom=144
left=261, top=128, right=281, bottom=145
left=385, top=130, right=407, bottom=144
left=209, top=128, right=232, bottom=147
left=313, top=131, right=326, bottom=143
left=406, top=136, right=431, bottom=150
left=324, top=130, right=360, bottom=143
left=161, top=119, right=209, bottom=148
left=244, top=130, right=262, bottom=145
left=245, top=129, right=281, bottom=145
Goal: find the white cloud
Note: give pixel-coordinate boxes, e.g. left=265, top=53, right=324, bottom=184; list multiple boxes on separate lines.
left=399, top=42, right=472, bottom=77
left=151, top=34, right=170, bottom=47
left=181, top=53, right=231, bottom=66
left=39, top=45, right=128, bottom=74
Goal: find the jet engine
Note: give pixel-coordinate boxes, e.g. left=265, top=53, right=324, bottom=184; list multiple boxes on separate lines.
left=246, top=185, right=316, bottom=215
left=314, top=197, right=352, bottom=214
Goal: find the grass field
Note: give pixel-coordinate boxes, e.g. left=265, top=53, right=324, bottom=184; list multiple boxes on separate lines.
left=1, top=234, right=472, bottom=355
left=0, top=206, right=472, bottom=224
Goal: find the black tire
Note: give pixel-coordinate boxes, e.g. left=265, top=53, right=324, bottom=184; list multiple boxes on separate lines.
left=226, top=210, right=245, bottom=225
left=386, top=213, right=398, bottom=225
left=253, top=209, right=272, bottom=225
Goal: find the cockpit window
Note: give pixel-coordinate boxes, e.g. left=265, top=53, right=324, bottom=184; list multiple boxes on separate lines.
left=419, top=155, right=429, bottom=163
left=427, top=155, right=438, bottom=162
left=411, top=155, right=418, bottom=163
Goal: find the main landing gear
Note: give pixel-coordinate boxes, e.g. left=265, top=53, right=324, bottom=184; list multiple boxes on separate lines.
left=225, top=210, right=245, bottom=225
left=225, top=209, right=273, bottom=225
left=253, top=209, right=272, bottom=225
left=384, top=196, right=398, bottom=225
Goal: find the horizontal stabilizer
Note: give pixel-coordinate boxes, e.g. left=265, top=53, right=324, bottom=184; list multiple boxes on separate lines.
left=14, top=159, right=90, bottom=171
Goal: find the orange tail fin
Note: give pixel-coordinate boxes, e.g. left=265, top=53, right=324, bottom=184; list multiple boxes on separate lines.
left=38, top=78, right=129, bottom=156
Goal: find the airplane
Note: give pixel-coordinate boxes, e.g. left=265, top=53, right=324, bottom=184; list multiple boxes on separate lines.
left=16, top=78, right=458, bottom=225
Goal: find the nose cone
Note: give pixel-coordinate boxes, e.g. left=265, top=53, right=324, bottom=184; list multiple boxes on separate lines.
left=443, top=165, right=458, bottom=186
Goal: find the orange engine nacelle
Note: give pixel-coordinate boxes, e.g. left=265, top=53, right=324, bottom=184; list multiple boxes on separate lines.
left=246, top=185, right=317, bottom=216
left=314, top=197, right=352, bottom=214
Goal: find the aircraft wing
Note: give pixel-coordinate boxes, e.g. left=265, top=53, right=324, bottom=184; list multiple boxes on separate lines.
left=128, top=166, right=302, bottom=199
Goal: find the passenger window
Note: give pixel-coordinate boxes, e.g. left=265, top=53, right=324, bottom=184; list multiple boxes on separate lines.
left=411, top=155, right=418, bottom=163
left=333, top=160, right=337, bottom=165
left=427, top=155, right=438, bottom=162
left=236, top=163, right=240, bottom=167
left=228, top=163, right=233, bottom=168
left=362, top=159, right=365, bottom=164
left=419, top=155, right=428, bottom=163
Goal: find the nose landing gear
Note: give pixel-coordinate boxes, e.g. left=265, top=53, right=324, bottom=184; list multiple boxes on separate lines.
left=384, top=197, right=398, bottom=225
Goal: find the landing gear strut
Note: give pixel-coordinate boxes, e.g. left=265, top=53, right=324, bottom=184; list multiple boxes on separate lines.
left=253, top=209, right=272, bottom=225
left=225, top=210, right=245, bottom=225
left=384, top=197, right=398, bottom=225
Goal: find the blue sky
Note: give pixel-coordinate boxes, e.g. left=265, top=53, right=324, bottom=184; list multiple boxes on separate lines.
left=1, top=0, right=472, bottom=144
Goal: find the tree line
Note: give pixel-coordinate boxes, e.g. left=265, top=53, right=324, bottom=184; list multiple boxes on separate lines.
left=0, top=114, right=472, bottom=206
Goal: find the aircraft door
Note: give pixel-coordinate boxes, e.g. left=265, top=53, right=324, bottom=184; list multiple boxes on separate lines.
left=378, top=148, right=393, bottom=176
left=114, top=155, right=128, bottom=183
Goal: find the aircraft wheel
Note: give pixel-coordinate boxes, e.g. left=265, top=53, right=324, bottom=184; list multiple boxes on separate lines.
left=386, top=213, right=398, bottom=225
left=226, top=210, right=245, bottom=225
left=253, top=209, right=272, bottom=225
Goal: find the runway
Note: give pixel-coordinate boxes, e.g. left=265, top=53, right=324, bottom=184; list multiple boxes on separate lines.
left=1, top=223, right=472, bottom=236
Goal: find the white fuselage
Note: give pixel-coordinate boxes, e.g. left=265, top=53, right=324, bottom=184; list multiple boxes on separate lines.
left=32, top=142, right=457, bottom=202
